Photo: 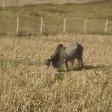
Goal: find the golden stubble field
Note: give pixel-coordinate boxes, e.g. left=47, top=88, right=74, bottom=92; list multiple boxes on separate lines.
left=0, top=34, right=112, bottom=112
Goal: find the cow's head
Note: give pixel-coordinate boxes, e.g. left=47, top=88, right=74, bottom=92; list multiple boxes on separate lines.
left=44, top=56, right=52, bottom=67
left=45, top=44, right=65, bottom=68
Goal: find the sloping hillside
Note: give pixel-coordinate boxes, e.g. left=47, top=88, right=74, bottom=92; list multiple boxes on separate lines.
left=0, top=1, right=112, bottom=19
left=17, top=0, right=106, bottom=4
left=0, top=0, right=109, bottom=7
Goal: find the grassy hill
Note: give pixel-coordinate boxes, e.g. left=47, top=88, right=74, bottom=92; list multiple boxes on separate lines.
left=0, top=1, right=112, bottom=19
left=0, top=1, right=112, bottom=35
left=0, top=0, right=108, bottom=7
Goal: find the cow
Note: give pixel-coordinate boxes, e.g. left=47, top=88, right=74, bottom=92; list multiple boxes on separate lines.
left=45, top=43, right=84, bottom=70
left=44, top=44, right=64, bottom=68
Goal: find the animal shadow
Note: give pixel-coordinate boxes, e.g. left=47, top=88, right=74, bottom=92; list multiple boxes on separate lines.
left=72, top=64, right=112, bottom=71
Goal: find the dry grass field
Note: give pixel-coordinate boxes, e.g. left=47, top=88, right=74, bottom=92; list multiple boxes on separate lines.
left=0, top=34, right=112, bottom=112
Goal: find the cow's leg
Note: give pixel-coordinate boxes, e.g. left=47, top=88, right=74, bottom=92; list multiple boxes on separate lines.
left=80, top=57, right=84, bottom=67
left=65, top=59, right=68, bottom=70
left=77, top=57, right=84, bottom=68
left=71, top=59, right=75, bottom=66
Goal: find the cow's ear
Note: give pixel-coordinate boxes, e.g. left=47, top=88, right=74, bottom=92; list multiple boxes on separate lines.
left=47, top=56, right=52, bottom=61
left=57, top=44, right=63, bottom=48
left=60, top=44, right=63, bottom=47
left=49, top=55, right=53, bottom=60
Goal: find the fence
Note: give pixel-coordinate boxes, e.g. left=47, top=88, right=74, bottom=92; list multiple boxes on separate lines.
left=0, top=16, right=112, bottom=36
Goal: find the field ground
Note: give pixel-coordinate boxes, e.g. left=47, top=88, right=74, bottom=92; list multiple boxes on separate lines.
left=0, top=34, right=112, bottom=112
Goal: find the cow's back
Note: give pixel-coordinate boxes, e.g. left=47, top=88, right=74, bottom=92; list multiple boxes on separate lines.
left=65, top=43, right=83, bottom=59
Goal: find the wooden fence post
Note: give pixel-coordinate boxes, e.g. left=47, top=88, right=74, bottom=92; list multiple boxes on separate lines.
left=104, top=19, right=109, bottom=35
left=16, top=17, right=19, bottom=36
left=40, top=17, right=43, bottom=34
left=84, top=19, right=87, bottom=34
left=63, top=17, right=67, bottom=33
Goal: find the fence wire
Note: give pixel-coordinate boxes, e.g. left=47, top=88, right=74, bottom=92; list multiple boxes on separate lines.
left=0, top=16, right=112, bottom=36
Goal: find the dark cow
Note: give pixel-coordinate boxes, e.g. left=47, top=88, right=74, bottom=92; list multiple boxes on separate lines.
left=45, top=43, right=84, bottom=70
left=45, top=44, right=64, bottom=68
